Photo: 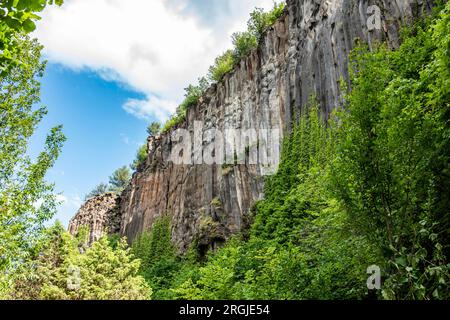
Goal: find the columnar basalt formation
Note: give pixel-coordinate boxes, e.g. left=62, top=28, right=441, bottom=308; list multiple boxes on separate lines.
left=69, top=0, right=436, bottom=253
left=68, top=193, right=121, bottom=245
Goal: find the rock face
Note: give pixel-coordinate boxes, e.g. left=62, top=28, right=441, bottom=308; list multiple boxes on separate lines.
left=69, top=0, right=435, bottom=252
left=68, top=193, right=121, bottom=245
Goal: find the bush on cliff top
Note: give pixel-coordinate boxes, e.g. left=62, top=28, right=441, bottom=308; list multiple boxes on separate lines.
left=161, top=2, right=286, bottom=134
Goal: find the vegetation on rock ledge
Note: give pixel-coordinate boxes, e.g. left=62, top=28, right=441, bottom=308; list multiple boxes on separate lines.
left=161, top=2, right=286, bottom=134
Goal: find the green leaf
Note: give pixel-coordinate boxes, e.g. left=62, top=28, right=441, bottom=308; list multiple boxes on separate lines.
left=4, top=16, right=22, bottom=31
left=22, top=18, right=36, bottom=32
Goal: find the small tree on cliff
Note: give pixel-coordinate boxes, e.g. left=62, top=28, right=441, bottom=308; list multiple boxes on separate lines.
left=147, top=122, right=161, bottom=137
left=85, top=183, right=108, bottom=200
left=109, top=166, right=131, bottom=193
left=131, top=144, right=148, bottom=171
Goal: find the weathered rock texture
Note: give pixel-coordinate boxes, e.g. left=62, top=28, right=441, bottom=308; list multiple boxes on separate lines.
left=68, top=193, right=121, bottom=245
left=69, top=0, right=436, bottom=252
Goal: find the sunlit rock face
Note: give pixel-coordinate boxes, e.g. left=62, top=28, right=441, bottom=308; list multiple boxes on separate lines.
left=68, top=193, right=121, bottom=245
left=70, top=0, right=436, bottom=253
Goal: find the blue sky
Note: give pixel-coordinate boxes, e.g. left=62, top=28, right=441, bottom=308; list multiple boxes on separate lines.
left=32, top=64, right=151, bottom=225
left=31, top=0, right=276, bottom=226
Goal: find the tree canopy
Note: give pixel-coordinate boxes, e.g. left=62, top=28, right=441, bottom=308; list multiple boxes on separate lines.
left=0, top=36, right=65, bottom=273
left=7, top=224, right=151, bottom=300
left=147, top=122, right=161, bottom=137
left=109, top=166, right=131, bottom=193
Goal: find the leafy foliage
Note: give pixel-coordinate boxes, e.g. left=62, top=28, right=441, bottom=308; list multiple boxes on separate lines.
left=131, top=143, right=148, bottom=170
left=0, top=36, right=65, bottom=274
left=208, top=50, right=235, bottom=82
left=180, top=78, right=209, bottom=111
left=132, top=216, right=182, bottom=299
left=7, top=223, right=151, bottom=300
left=207, top=3, right=286, bottom=83
left=247, top=3, right=285, bottom=41
left=108, top=165, right=131, bottom=193
left=133, top=4, right=449, bottom=301
left=3, top=1, right=448, bottom=302
left=0, top=0, right=64, bottom=76
left=332, top=3, right=450, bottom=299
left=147, top=121, right=161, bottom=137
left=231, top=31, right=258, bottom=62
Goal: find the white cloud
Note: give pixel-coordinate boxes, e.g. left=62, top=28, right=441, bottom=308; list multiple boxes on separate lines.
left=123, top=96, right=177, bottom=122
left=34, top=0, right=275, bottom=121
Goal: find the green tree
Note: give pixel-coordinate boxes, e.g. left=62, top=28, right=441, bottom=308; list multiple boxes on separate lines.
left=332, top=3, right=449, bottom=299
left=9, top=224, right=152, bottom=300
left=85, top=182, right=108, bottom=200
left=109, top=166, right=131, bottom=193
left=180, top=79, right=208, bottom=111
left=0, top=0, right=64, bottom=76
left=247, top=3, right=285, bottom=41
left=132, top=216, right=180, bottom=299
left=131, top=144, right=148, bottom=170
left=147, top=121, right=161, bottom=137
left=0, top=36, right=66, bottom=273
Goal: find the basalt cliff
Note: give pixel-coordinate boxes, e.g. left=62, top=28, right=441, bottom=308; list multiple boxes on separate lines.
left=68, top=0, right=436, bottom=251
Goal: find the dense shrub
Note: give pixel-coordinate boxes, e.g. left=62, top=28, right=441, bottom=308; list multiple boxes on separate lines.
left=132, top=217, right=183, bottom=299
left=208, top=50, right=235, bottom=82
left=332, top=3, right=450, bottom=299
left=231, top=31, right=258, bottom=62
left=6, top=223, right=151, bottom=300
